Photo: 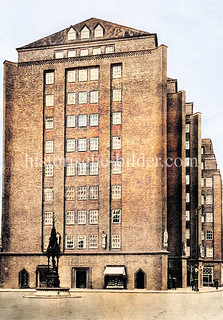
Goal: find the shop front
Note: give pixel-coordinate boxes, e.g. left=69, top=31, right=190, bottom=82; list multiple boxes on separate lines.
left=104, top=266, right=126, bottom=289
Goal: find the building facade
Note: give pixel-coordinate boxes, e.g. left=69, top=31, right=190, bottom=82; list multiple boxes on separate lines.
left=0, top=18, right=222, bottom=289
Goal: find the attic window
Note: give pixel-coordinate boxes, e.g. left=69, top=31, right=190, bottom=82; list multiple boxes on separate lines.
left=81, top=26, right=90, bottom=39
left=68, top=28, right=76, bottom=41
left=94, top=25, right=103, bottom=37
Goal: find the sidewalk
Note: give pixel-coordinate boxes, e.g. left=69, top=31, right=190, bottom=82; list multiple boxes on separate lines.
left=0, top=287, right=222, bottom=294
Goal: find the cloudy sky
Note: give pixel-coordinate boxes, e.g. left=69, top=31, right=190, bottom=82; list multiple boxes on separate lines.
left=0, top=0, right=223, bottom=217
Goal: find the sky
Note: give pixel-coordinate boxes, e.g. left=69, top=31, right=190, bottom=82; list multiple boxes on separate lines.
left=0, top=0, right=223, bottom=219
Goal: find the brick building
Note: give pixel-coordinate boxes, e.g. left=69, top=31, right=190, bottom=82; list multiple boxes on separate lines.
left=0, top=18, right=222, bottom=289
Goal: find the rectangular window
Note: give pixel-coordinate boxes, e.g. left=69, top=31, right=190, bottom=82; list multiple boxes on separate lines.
left=89, top=235, right=98, bottom=248
left=45, top=94, right=54, bottom=107
left=185, top=123, right=190, bottom=133
left=112, top=161, right=122, bottom=174
left=65, top=186, right=75, bottom=200
left=185, top=158, right=190, bottom=167
left=77, top=235, right=86, bottom=249
left=66, top=139, right=76, bottom=152
left=206, top=212, right=213, bottom=223
left=112, top=136, right=121, bottom=150
left=44, top=188, right=53, bottom=202
left=79, top=69, right=88, bottom=81
left=66, top=211, right=75, bottom=224
left=77, top=162, right=87, bottom=176
left=105, top=46, right=115, bottom=53
left=90, top=91, right=99, bottom=103
left=45, top=72, right=54, bottom=85
left=201, top=231, right=204, bottom=240
left=90, top=68, right=99, bottom=81
left=89, top=138, right=99, bottom=151
left=206, top=178, right=213, bottom=188
left=45, top=140, right=54, bottom=154
left=77, top=186, right=87, bottom=200
left=112, top=112, right=122, bottom=125
left=67, top=92, right=76, bottom=105
left=78, top=138, right=87, bottom=152
left=186, top=210, right=190, bottom=221
left=55, top=51, right=64, bottom=59
left=67, top=70, right=76, bottom=82
left=112, top=235, right=121, bottom=249
left=112, top=185, right=122, bottom=200
left=112, top=65, right=122, bottom=79
left=206, top=247, right=213, bottom=257
left=66, top=115, right=76, bottom=128
left=45, top=118, right=54, bottom=129
left=44, top=212, right=53, bottom=225
left=112, top=209, right=121, bottom=223
left=186, top=175, right=190, bottom=185
left=66, top=235, right=74, bottom=249
left=112, top=89, right=122, bottom=102
left=206, top=195, right=213, bottom=205
left=78, top=115, right=87, bottom=127
left=206, top=231, right=213, bottom=240
left=89, top=162, right=99, bottom=175
left=67, top=50, right=76, bottom=58
left=186, top=141, right=190, bottom=150
left=93, top=48, right=101, bottom=55
left=186, top=193, right=190, bottom=203
left=78, top=92, right=88, bottom=104
left=201, top=178, right=204, bottom=187
left=202, top=215, right=205, bottom=223
left=77, top=211, right=87, bottom=225
left=201, top=161, right=204, bottom=170
left=89, top=114, right=99, bottom=126
left=45, top=164, right=53, bottom=177
left=89, top=210, right=99, bottom=224
left=201, top=195, right=205, bottom=205
left=80, top=49, right=89, bottom=56
left=66, top=163, right=76, bottom=176
left=186, top=229, right=190, bottom=239
left=201, top=147, right=204, bottom=155
left=89, top=186, right=99, bottom=200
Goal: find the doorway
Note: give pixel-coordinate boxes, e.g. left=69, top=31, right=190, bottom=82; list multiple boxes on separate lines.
left=135, top=269, right=146, bottom=289
left=71, top=268, right=90, bottom=288
left=19, top=269, right=29, bottom=288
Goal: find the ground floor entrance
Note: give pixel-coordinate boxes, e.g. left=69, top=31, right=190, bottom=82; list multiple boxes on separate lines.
left=71, top=268, right=90, bottom=289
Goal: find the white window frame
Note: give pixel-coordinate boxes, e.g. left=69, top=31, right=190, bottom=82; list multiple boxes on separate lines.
left=78, top=138, right=87, bottom=152
left=112, top=136, right=121, bottom=150
left=186, top=193, right=190, bottom=203
left=93, top=48, right=101, bottom=55
left=90, top=68, right=99, bottom=81
left=186, top=210, right=190, bottom=221
left=112, top=209, right=121, bottom=224
left=67, top=50, right=77, bottom=58
left=94, top=25, right=103, bottom=38
left=89, top=162, right=99, bottom=175
left=206, top=195, right=213, bottom=205
left=44, top=188, right=53, bottom=202
left=44, top=212, right=53, bottom=225
left=112, top=185, right=122, bottom=200
left=112, top=161, right=122, bottom=174
left=77, top=162, right=87, bottom=176
left=67, top=28, right=76, bottom=41
left=112, top=112, right=122, bottom=125
left=45, top=140, right=54, bottom=154
left=89, top=210, right=99, bottom=224
left=89, top=114, right=99, bottom=126
left=45, top=164, right=54, bottom=177
left=206, top=178, right=213, bottom=188
left=77, top=186, right=87, bottom=201
left=65, top=186, right=75, bottom=200
left=66, top=211, right=75, bottom=225
left=45, top=72, right=54, bottom=85
left=80, top=49, right=89, bottom=56
left=105, top=46, right=115, bottom=54
left=112, top=235, right=121, bottom=249
left=206, top=247, right=213, bottom=257
left=81, top=26, right=90, bottom=39
left=185, top=123, right=190, bottom=133
left=77, top=211, right=87, bottom=225
left=55, top=51, right=64, bottom=59
left=66, top=235, right=74, bottom=249
left=186, top=175, right=190, bottom=185
left=89, top=186, right=99, bottom=200
left=206, top=212, right=213, bottom=223
left=66, top=163, right=76, bottom=176
left=45, top=118, right=54, bottom=129
left=201, top=178, right=204, bottom=187
left=112, top=89, right=122, bottom=102
left=77, top=235, right=87, bottom=249
left=89, top=138, right=99, bottom=151
left=66, top=139, right=76, bottom=152
left=66, top=115, right=76, bottom=128
left=45, top=94, right=54, bottom=107
left=78, top=92, right=88, bottom=104
left=67, top=92, right=76, bottom=105
left=186, top=141, right=190, bottom=150
left=78, top=114, right=88, bottom=127
left=90, top=91, right=99, bottom=104
left=112, top=65, right=122, bottom=79
left=89, top=235, right=98, bottom=249
left=67, top=70, right=76, bottom=82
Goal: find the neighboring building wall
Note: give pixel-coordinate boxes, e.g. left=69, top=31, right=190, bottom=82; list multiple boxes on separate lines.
left=201, top=139, right=222, bottom=286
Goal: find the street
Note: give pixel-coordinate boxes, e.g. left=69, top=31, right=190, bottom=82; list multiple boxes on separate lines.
left=0, top=290, right=223, bottom=320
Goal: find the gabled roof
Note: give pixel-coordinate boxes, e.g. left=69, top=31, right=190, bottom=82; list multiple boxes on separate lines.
left=17, top=17, right=155, bottom=50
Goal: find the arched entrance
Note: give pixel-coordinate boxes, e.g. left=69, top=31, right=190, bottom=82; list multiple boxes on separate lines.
left=19, top=269, right=29, bottom=288
left=135, top=269, right=146, bottom=289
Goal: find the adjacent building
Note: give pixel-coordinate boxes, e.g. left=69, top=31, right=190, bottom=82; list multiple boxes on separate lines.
left=0, top=18, right=222, bottom=290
